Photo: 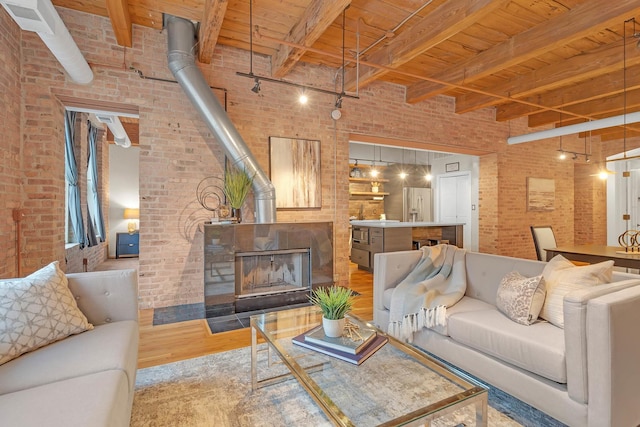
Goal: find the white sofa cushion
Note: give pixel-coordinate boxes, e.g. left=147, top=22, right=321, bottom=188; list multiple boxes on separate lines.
left=496, top=271, right=546, bottom=325
left=0, top=370, right=130, bottom=427
left=0, top=262, right=93, bottom=365
left=0, top=320, right=138, bottom=395
left=448, top=309, right=567, bottom=383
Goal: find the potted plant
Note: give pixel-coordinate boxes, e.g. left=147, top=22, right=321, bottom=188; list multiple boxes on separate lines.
left=223, top=166, right=254, bottom=223
left=370, top=181, right=381, bottom=193
left=309, top=285, right=356, bottom=337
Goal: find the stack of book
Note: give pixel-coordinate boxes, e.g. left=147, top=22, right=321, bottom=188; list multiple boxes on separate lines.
left=292, top=318, right=388, bottom=365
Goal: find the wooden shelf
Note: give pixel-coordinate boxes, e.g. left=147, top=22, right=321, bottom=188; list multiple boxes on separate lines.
left=350, top=191, right=389, bottom=196
left=348, top=177, right=389, bottom=183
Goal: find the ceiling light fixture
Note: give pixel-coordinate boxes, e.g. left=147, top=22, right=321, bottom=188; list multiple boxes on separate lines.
left=237, top=1, right=358, bottom=103
left=251, top=78, right=260, bottom=93
left=425, top=152, right=432, bottom=181
left=399, top=149, right=407, bottom=180
left=349, top=159, right=362, bottom=178
left=299, top=89, right=308, bottom=104
left=370, top=146, right=379, bottom=178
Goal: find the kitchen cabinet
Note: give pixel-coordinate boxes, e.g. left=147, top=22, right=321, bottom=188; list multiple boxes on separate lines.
left=350, top=221, right=464, bottom=271
left=351, top=225, right=412, bottom=272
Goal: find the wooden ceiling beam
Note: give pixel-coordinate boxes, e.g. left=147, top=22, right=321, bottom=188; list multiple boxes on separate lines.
left=342, top=0, right=508, bottom=92
left=197, top=0, right=229, bottom=64
left=496, top=63, right=640, bottom=122
left=106, top=122, right=140, bottom=146
left=271, top=0, right=350, bottom=79
left=406, top=0, right=640, bottom=104
left=528, top=89, right=640, bottom=128
left=106, top=0, right=133, bottom=47
left=456, top=40, right=638, bottom=114
left=594, top=129, right=640, bottom=142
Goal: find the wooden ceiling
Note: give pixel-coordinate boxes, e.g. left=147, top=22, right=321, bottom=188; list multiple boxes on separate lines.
left=52, top=0, right=640, bottom=142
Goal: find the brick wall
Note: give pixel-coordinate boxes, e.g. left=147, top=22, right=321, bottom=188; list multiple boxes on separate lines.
left=0, top=7, right=614, bottom=307
left=0, top=10, right=22, bottom=278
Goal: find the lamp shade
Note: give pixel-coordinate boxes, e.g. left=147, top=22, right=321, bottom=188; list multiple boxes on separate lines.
left=123, top=208, right=139, bottom=220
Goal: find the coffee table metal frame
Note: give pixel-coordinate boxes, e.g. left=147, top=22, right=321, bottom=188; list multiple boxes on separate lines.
left=250, top=306, right=488, bottom=427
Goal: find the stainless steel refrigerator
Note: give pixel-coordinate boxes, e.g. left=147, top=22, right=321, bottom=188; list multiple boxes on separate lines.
left=403, top=187, right=432, bottom=222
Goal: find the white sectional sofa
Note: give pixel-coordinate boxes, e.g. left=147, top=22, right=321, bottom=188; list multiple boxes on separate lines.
left=374, top=250, right=640, bottom=427
left=0, top=268, right=139, bottom=427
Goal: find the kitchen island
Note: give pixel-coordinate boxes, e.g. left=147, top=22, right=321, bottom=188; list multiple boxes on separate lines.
left=350, top=220, right=464, bottom=271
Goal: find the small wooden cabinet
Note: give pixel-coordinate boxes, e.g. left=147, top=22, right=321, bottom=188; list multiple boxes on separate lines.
left=116, top=232, right=139, bottom=258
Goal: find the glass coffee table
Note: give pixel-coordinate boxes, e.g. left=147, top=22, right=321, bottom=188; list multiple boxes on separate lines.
left=250, top=306, right=488, bottom=426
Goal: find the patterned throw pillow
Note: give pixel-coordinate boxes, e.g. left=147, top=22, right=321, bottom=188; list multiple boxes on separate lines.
left=0, top=261, right=93, bottom=365
left=496, top=271, right=546, bottom=325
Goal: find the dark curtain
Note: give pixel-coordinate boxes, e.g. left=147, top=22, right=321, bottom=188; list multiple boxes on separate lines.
left=87, top=122, right=106, bottom=244
left=64, top=111, right=86, bottom=248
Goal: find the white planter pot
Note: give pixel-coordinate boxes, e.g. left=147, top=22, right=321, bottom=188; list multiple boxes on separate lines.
left=322, top=317, right=346, bottom=338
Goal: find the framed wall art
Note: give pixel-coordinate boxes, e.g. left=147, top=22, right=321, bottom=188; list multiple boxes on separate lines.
left=527, top=177, right=555, bottom=211
left=269, top=136, right=322, bottom=209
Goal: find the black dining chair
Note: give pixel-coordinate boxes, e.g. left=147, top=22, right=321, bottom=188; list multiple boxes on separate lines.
left=530, top=225, right=557, bottom=261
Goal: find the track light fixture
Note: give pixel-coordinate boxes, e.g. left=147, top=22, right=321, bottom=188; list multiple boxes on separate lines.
left=237, top=1, right=357, bottom=105
left=251, top=78, right=260, bottom=93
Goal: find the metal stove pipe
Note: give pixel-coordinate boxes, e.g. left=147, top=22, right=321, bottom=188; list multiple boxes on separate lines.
left=165, top=15, right=276, bottom=223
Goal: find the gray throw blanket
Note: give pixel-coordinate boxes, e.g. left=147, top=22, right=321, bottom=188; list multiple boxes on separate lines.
left=388, top=244, right=467, bottom=342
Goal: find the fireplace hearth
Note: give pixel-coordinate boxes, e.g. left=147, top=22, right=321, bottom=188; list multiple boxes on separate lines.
left=204, top=222, right=333, bottom=317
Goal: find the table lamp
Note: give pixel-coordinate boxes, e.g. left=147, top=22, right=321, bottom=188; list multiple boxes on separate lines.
left=123, top=208, right=139, bottom=233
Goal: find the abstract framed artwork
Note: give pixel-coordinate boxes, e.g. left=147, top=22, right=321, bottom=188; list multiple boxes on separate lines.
left=527, top=177, right=555, bottom=211
left=269, top=136, right=322, bottom=209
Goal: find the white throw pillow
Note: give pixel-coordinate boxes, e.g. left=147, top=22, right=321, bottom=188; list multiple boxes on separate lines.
left=540, top=255, right=613, bottom=327
left=496, top=271, right=546, bottom=325
left=542, top=281, right=586, bottom=328
left=0, top=261, right=93, bottom=365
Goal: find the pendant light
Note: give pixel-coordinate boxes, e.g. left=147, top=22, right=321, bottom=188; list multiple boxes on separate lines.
left=370, top=146, right=379, bottom=178
left=425, top=152, right=433, bottom=181
left=399, top=149, right=407, bottom=180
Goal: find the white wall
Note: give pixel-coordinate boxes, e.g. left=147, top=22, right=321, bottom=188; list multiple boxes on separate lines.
left=108, top=145, right=140, bottom=258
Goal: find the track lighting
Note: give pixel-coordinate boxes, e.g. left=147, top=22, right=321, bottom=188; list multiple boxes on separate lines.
left=558, top=151, right=566, bottom=160
left=251, top=78, right=260, bottom=93
left=335, top=96, right=343, bottom=109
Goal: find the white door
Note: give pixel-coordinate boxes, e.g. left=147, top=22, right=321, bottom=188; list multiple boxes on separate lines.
left=436, top=172, right=471, bottom=249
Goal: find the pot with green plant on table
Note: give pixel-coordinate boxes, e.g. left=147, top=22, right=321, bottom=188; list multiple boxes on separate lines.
left=223, top=166, right=254, bottom=223
left=309, top=285, right=356, bottom=338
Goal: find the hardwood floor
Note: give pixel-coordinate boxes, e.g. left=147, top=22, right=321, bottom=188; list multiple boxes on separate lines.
left=137, top=262, right=374, bottom=369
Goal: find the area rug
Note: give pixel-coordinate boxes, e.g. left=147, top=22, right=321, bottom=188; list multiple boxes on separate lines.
left=131, top=345, right=553, bottom=427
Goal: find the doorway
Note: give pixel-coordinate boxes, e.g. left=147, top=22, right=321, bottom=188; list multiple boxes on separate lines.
left=436, top=171, right=473, bottom=250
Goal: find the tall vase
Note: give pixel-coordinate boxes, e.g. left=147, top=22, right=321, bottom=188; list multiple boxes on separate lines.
left=322, top=317, right=346, bottom=338
left=232, top=207, right=242, bottom=223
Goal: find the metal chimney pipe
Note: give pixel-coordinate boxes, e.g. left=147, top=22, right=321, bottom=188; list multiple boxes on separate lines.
left=165, top=15, right=276, bottom=223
